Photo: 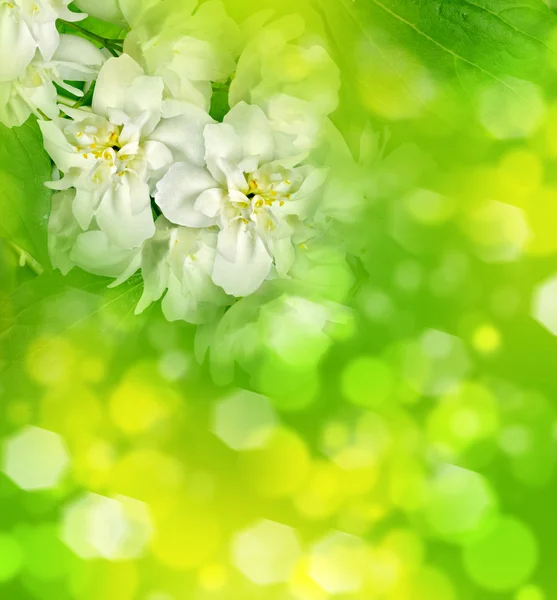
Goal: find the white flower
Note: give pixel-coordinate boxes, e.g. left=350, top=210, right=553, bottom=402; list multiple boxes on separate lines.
left=154, top=101, right=328, bottom=297
left=0, top=0, right=86, bottom=82
left=123, top=0, right=240, bottom=110
left=135, top=216, right=229, bottom=323
left=39, top=53, right=212, bottom=251
left=49, top=188, right=140, bottom=284
left=0, top=34, right=104, bottom=128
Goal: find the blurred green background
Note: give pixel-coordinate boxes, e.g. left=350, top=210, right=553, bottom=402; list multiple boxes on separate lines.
left=3, top=0, right=557, bottom=598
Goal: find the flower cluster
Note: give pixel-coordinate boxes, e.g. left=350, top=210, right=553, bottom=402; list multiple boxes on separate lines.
left=4, top=0, right=358, bottom=326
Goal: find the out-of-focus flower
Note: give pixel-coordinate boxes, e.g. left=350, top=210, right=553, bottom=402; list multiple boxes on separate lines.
left=0, top=34, right=104, bottom=128
left=155, top=101, right=328, bottom=297
left=230, top=13, right=340, bottom=151
left=39, top=54, right=210, bottom=252
left=124, top=0, right=240, bottom=110
left=135, top=216, right=229, bottom=323
left=0, top=0, right=86, bottom=82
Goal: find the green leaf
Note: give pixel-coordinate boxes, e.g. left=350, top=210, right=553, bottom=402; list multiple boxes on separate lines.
left=0, top=118, right=52, bottom=269
left=210, top=88, right=231, bottom=122
left=0, top=270, right=144, bottom=378
left=322, top=0, right=557, bottom=85
left=75, top=15, right=128, bottom=41
left=315, top=0, right=557, bottom=129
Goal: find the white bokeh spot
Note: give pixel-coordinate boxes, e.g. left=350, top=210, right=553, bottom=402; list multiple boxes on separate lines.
left=61, top=492, right=153, bottom=560
left=212, top=389, right=278, bottom=451
left=231, top=519, right=302, bottom=585
left=2, top=426, right=70, bottom=491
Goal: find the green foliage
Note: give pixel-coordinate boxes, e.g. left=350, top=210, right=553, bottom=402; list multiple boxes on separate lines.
left=209, top=84, right=231, bottom=122
left=321, top=0, right=557, bottom=83
left=71, top=14, right=127, bottom=40
left=0, top=271, right=144, bottom=377
left=0, top=119, right=52, bottom=269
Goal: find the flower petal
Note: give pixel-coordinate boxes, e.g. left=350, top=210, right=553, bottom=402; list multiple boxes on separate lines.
left=135, top=217, right=173, bottom=314
left=73, top=188, right=100, bottom=231
left=96, top=174, right=155, bottom=249
left=0, top=6, right=35, bottom=82
left=70, top=230, right=141, bottom=281
left=203, top=122, right=243, bottom=184
left=143, top=140, right=173, bottom=179
left=32, top=21, right=60, bottom=63
left=224, top=101, right=274, bottom=163
left=39, top=120, right=83, bottom=173
left=48, top=189, right=81, bottom=275
left=150, top=104, right=214, bottom=167
left=92, top=54, right=144, bottom=119
left=53, top=34, right=105, bottom=81
left=213, top=224, right=272, bottom=296
left=155, top=162, right=219, bottom=227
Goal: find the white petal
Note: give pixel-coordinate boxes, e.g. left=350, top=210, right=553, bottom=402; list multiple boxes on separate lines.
left=92, top=54, right=144, bottom=119
left=72, top=188, right=100, bottom=230
left=48, top=189, right=81, bottom=275
left=213, top=225, right=272, bottom=296
left=96, top=174, right=155, bottom=249
left=53, top=34, right=105, bottom=80
left=162, top=228, right=226, bottom=324
left=155, top=162, right=219, bottom=228
left=224, top=101, right=274, bottom=163
left=0, top=80, right=31, bottom=128
left=0, top=6, right=35, bottom=82
left=32, top=21, right=60, bottom=62
left=39, top=120, right=82, bottom=173
left=194, top=188, right=225, bottom=219
left=270, top=236, right=295, bottom=277
left=73, top=0, right=126, bottom=26
left=124, top=74, right=164, bottom=135
left=150, top=105, right=214, bottom=167
left=135, top=217, right=173, bottom=314
left=58, top=105, right=92, bottom=122
left=163, top=79, right=212, bottom=112
left=167, top=36, right=223, bottom=82
left=203, top=122, right=243, bottom=184
left=266, top=94, right=322, bottom=154
left=143, top=140, right=173, bottom=177
left=285, top=167, right=329, bottom=217
left=70, top=230, right=141, bottom=280
left=25, top=77, right=58, bottom=118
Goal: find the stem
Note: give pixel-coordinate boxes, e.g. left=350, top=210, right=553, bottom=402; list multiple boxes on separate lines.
left=60, top=20, right=123, bottom=56
left=8, top=242, right=44, bottom=276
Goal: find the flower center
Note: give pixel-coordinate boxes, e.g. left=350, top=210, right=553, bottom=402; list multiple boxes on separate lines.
left=245, top=175, right=290, bottom=209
